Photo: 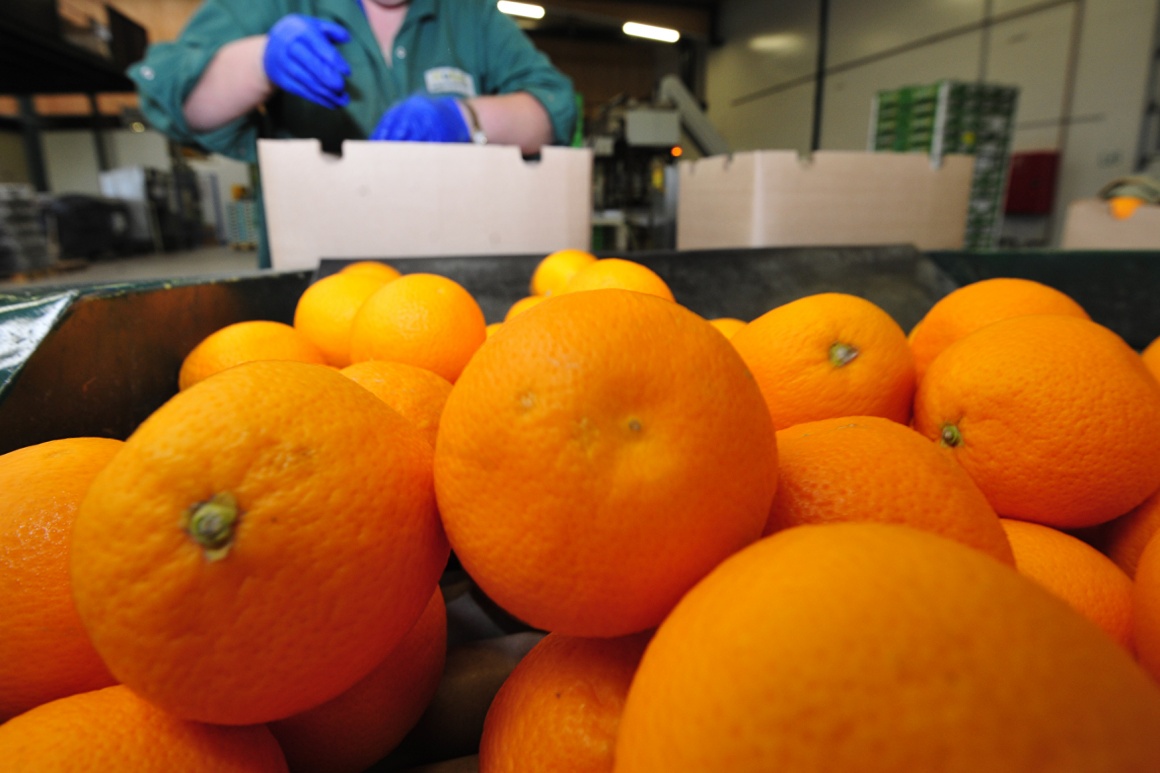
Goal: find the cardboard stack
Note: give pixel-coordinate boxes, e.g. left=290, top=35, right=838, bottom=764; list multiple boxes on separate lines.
left=870, top=80, right=1019, bottom=250
left=0, top=184, right=51, bottom=277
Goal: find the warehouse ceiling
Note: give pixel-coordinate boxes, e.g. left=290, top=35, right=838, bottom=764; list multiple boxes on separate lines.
left=523, top=0, right=720, bottom=44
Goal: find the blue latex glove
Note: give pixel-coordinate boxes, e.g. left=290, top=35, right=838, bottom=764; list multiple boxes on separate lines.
left=370, top=95, right=472, bottom=143
left=263, top=15, right=352, bottom=109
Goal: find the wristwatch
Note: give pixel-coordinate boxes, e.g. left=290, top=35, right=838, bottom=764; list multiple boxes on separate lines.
left=459, top=99, right=488, bottom=145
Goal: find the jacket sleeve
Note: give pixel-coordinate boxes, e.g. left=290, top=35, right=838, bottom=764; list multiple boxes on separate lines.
left=127, top=1, right=282, bottom=162
left=476, top=2, right=578, bottom=146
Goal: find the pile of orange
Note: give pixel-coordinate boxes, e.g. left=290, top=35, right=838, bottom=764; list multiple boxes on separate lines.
left=7, top=252, right=1160, bottom=772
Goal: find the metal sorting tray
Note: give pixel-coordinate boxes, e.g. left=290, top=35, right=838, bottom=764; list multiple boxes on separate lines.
left=4, top=245, right=1160, bottom=455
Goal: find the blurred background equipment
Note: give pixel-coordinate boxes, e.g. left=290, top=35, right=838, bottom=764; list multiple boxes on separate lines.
left=589, top=74, right=729, bottom=253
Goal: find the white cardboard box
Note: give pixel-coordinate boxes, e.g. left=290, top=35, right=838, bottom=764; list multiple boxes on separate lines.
left=258, top=139, right=593, bottom=271
left=676, top=150, right=975, bottom=252
left=1061, top=198, right=1160, bottom=250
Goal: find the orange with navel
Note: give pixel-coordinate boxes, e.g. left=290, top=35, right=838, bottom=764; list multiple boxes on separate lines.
left=293, top=270, right=393, bottom=367
left=435, top=289, right=777, bottom=637
left=767, top=416, right=1013, bottom=564
left=349, top=273, right=487, bottom=383
left=730, top=293, right=915, bottom=430
left=913, top=314, right=1160, bottom=528
left=71, top=361, right=448, bottom=725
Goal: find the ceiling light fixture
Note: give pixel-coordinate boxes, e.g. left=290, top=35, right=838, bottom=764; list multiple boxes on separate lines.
left=497, top=1, right=545, bottom=20
left=623, top=21, right=680, bottom=44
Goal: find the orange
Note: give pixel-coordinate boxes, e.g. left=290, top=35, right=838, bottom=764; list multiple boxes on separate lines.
left=561, top=258, right=675, bottom=302
left=479, top=631, right=651, bottom=773
left=729, top=293, right=915, bottom=430
left=0, top=685, right=288, bottom=772
left=767, top=416, right=1013, bottom=564
left=1142, top=334, right=1160, bottom=381
left=435, top=289, right=777, bottom=637
left=349, top=273, right=487, bottom=383
left=178, top=320, right=326, bottom=391
left=339, top=260, right=402, bottom=282
left=614, top=523, right=1160, bottom=772
left=268, top=588, right=447, bottom=773
left=0, top=438, right=122, bottom=722
left=293, top=270, right=393, bottom=367
left=1102, top=488, right=1160, bottom=578
left=1134, top=532, right=1160, bottom=683
left=486, top=322, right=503, bottom=338
left=1000, top=518, right=1134, bottom=650
left=707, top=317, right=746, bottom=339
left=913, top=314, right=1160, bottom=528
left=505, top=294, right=545, bottom=322
left=908, top=278, right=1089, bottom=383
left=70, top=361, right=448, bottom=725
left=340, top=360, right=454, bottom=448
left=530, top=248, right=597, bottom=297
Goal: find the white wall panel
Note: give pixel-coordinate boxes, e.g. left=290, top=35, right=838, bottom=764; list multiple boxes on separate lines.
left=1053, top=0, right=1159, bottom=244
left=708, top=0, right=819, bottom=154
left=0, top=133, right=30, bottom=185
left=709, top=82, right=816, bottom=153
left=43, top=132, right=102, bottom=195
left=827, top=0, right=984, bottom=66
left=713, top=0, right=818, bottom=96
left=993, top=0, right=1061, bottom=15
left=984, top=3, right=1074, bottom=148
left=107, top=129, right=171, bottom=171
left=821, top=33, right=983, bottom=150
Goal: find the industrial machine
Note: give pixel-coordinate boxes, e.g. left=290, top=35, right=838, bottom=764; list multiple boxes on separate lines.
left=588, top=75, right=729, bottom=251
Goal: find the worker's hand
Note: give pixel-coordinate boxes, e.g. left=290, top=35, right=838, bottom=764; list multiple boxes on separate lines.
left=263, top=15, right=352, bottom=109
left=370, top=95, right=472, bottom=143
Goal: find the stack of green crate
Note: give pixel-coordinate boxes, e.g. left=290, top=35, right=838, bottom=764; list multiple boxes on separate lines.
left=870, top=80, right=1019, bottom=250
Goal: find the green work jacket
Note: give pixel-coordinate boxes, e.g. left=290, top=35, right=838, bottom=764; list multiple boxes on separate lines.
left=128, top=0, right=577, bottom=266
left=129, top=0, right=577, bottom=160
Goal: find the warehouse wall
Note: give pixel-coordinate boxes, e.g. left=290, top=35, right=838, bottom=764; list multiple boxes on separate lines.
left=0, top=132, right=31, bottom=185
left=707, top=0, right=1160, bottom=247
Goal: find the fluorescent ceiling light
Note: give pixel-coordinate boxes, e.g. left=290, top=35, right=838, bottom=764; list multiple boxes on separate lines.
left=749, top=33, right=805, bottom=54
left=498, top=1, right=545, bottom=19
left=623, top=21, right=680, bottom=43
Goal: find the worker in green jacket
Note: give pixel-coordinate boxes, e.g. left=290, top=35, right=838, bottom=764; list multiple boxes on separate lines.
left=128, top=0, right=578, bottom=268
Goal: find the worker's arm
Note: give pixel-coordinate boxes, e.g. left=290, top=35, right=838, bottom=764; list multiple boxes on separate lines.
left=182, top=36, right=272, bottom=132
left=183, top=15, right=351, bottom=133
left=468, top=93, right=553, bottom=155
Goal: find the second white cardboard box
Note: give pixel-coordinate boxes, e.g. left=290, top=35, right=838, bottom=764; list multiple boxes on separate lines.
left=1061, top=198, right=1160, bottom=249
left=676, top=150, right=976, bottom=252
left=258, top=139, right=594, bottom=271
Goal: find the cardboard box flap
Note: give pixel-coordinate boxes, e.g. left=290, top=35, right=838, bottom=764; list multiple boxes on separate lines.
left=259, top=139, right=593, bottom=270
left=676, top=153, right=761, bottom=248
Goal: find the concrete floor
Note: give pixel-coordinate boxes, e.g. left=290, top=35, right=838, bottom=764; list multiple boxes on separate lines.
left=0, top=245, right=265, bottom=293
